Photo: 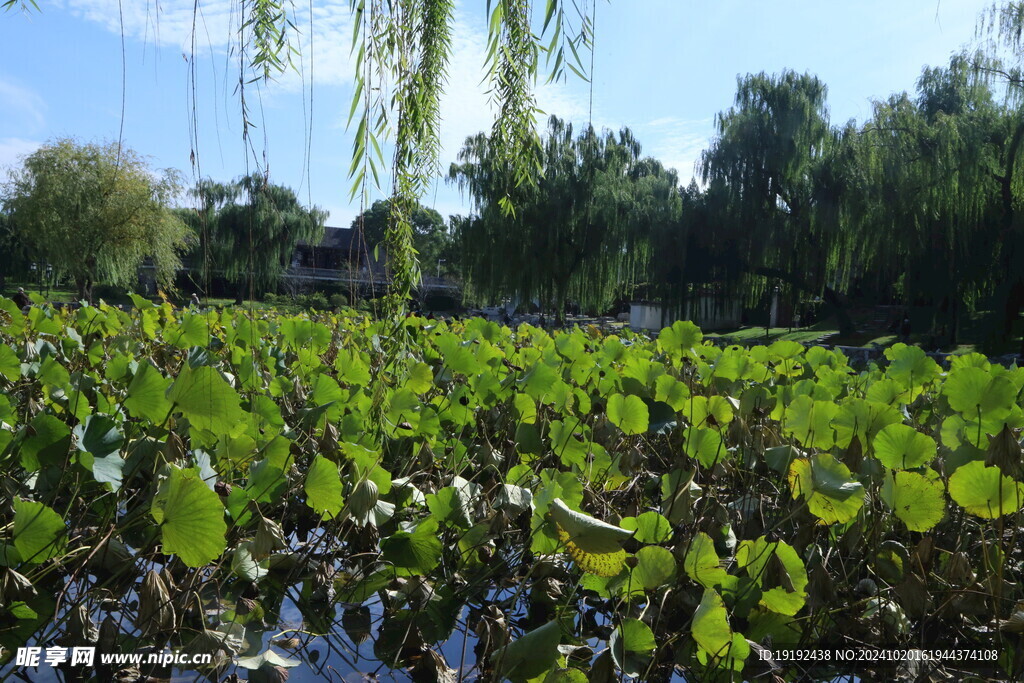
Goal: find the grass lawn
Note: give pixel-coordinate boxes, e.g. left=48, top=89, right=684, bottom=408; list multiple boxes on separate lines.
left=2, top=281, right=78, bottom=303
left=707, top=322, right=836, bottom=345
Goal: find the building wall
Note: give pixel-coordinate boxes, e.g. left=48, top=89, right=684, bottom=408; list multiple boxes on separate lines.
left=630, top=297, right=741, bottom=332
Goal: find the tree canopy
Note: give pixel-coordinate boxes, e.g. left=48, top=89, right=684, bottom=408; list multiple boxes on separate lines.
left=187, top=174, right=326, bottom=304
left=2, top=138, right=190, bottom=302
left=698, top=70, right=857, bottom=333
left=350, top=198, right=457, bottom=279
left=450, top=115, right=672, bottom=321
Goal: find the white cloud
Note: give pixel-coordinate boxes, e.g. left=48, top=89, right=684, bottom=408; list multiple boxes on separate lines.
left=0, top=80, right=46, bottom=130
left=637, top=116, right=715, bottom=184
left=62, top=0, right=355, bottom=90
left=0, top=137, right=41, bottom=171
left=60, top=0, right=594, bottom=206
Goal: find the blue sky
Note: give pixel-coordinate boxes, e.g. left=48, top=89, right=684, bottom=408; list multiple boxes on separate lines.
left=0, top=1, right=985, bottom=228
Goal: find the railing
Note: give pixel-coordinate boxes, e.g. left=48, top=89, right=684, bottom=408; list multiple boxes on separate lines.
left=283, top=266, right=460, bottom=292
left=139, top=262, right=461, bottom=292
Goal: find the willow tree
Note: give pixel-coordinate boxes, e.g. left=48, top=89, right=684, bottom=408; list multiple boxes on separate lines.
left=700, top=70, right=857, bottom=334
left=974, top=1, right=1024, bottom=351
left=3, top=139, right=189, bottom=302
left=450, top=115, right=655, bottom=322
left=188, top=175, right=326, bottom=304
left=851, top=57, right=1003, bottom=345
left=638, top=178, right=749, bottom=323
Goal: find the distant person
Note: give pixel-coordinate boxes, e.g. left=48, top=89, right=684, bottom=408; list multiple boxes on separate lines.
left=190, top=292, right=201, bottom=308
left=12, top=287, right=30, bottom=312
left=900, top=313, right=911, bottom=344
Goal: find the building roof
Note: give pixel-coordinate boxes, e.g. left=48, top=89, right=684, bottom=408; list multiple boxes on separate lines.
left=299, top=226, right=372, bottom=252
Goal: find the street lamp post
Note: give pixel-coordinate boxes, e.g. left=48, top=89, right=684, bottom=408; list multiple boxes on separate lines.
left=436, top=259, right=446, bottom=279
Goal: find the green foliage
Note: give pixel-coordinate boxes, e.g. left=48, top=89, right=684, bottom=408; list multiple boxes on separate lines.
left=698, top=70, right=854, bottom=330
left=692, top=588, right=749, bottom=671
left=304, top=455, right=344, bottom=519
left=492, top=620, right=562, bottom=681
left=2, top=303, right=1024, bottom=680
left=880, top=470, right=946, bottom=531
left=187, top=175, right=325, bottom=302
left=609, top=618, right=656, bottom=676
left=380, top=517, right=443, bottom=576
left=606, top=393, right=649, bottom=435
left=948, top=460, right=1024, bottom=518
left=787, top=453, right=865, bottom=524
left=450, top=116, right=668, bottom=317
left=150, top=467, right=227, bottom=567
left=12, top=500, right=66, bottom=565
left=350, top=198, right=457, bottom=278
left=2, top=138, right=190, bottom=301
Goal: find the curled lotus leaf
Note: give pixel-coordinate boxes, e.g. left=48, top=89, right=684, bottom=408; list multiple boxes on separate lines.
left=549, top=498, right=634, bottom=577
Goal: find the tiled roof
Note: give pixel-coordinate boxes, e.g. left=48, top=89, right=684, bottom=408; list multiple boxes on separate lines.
left=299, top=226, right=371, bottom=251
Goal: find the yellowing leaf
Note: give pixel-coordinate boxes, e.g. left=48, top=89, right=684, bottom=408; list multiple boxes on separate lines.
left=549, top=498, right=633, bottom=577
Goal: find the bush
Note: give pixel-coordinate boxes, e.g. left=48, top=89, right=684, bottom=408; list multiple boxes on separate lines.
left=329, top=293, right=349, bottom=309
left=92, top=284, right=133, bottom=305
left=263, top=291, right=330, bottom=311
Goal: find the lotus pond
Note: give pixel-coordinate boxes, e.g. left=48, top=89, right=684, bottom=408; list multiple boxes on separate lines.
left=0, top=297, right=1023, bottom=681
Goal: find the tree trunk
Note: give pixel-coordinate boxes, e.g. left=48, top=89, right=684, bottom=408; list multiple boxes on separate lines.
left=76, top=276, right=93, bottom=304
left=554, top=275, right=570, bottom=327
left=949, top=298, right=959, bottom=348
left=821, top=286, right=855, bottom=337
left=753, top=266, right=856, bottom=336
left=234, top=278, right=246, bottom=306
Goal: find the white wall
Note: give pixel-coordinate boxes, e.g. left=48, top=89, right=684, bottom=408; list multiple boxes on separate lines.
left=629, top=297, right=741, bottom=332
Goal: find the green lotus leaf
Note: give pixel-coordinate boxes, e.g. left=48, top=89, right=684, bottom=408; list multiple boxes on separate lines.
left=832, top=398, right=902, bottom=449
left=657, top=320, right=702, bottom=356
left=20, top=413, right=71, bottom=471
left=629, top=546, right=677, bottom=591
left=549, top=497, right=633, bottom=577
left=166, top=313, right=209, bottom=349
left=167, top=364, right=245, bottom=435
left=943, top=367, right=1016, bottom=422
left=885, top=344, right=940, bottom=390
left=683, top=395, right=734, bottom=429
left=619, top=511, right=672, bottom=544
left=610, top=617, right=657, bottom=676
left=381, top=517, right=443, bottom=576
left=124, top=360, right=173, bottom=423
left=872, top=423, right=936, bottom=469
left=788, top=453, right=865, bottom=524
left=304, top=454, right=344, bottom=519
left=948, top=460, right=1024, bottom=519
left=151, top=467, right=227, bottom=567
left=692, top=588, right=749, bottom=670
left=654, top=374, right=689, bottom=410
left=683, top=532, right=729, bottom=589
left=736, top=537, right=808, bottom=616
left=0, top=343, right=20, bottom=381
left=13, top=499, right=67, bottom=565
left=491, top=620, right=561, bottom=681
left=407, top=361, right=434, bottom=394
left=880, top=469, right=946, bottom=531
left=435, top=333, right=481, bottom=376
left=236, top=649, right=301, bottom=670
left=606, top=393, right=649, bottom=435
left=74, top=413, right=123, bottom=458
left=684, top=427, right=727, bottom=468
left=784, top=395, right=838, bottom=450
